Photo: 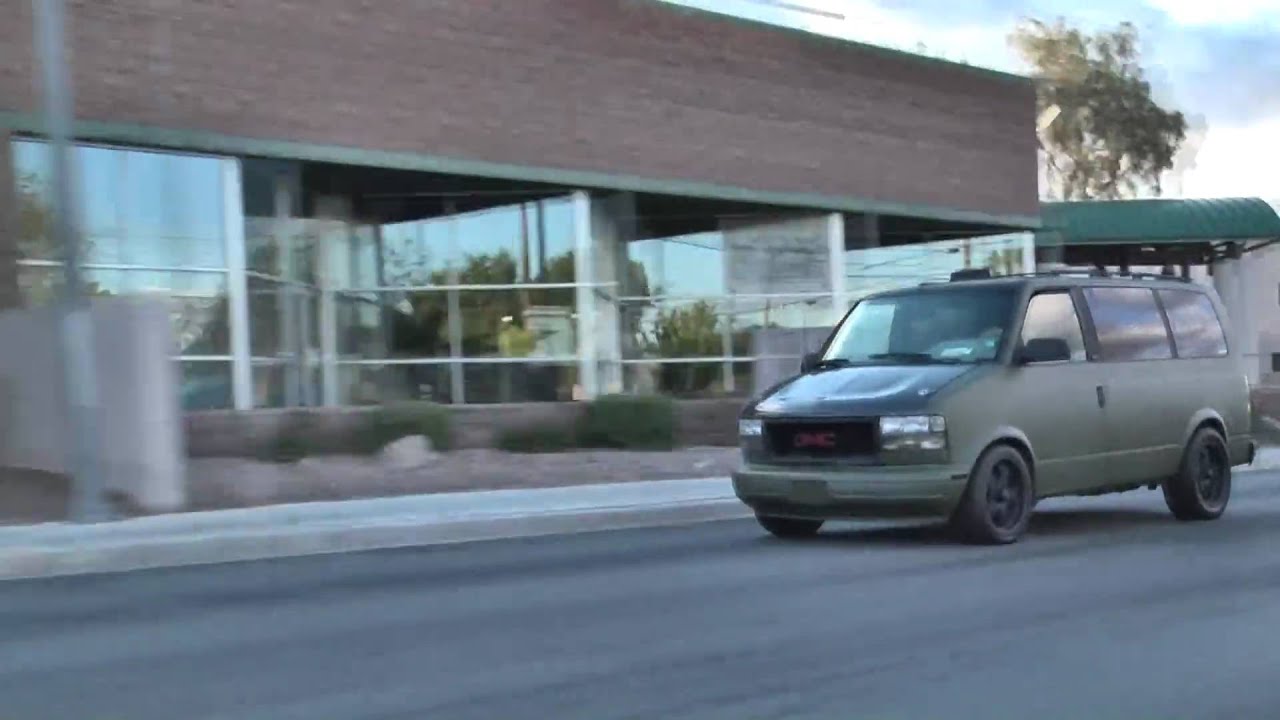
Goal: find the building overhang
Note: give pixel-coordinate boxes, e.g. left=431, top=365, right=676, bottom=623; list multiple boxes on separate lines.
left=1036, top=197, right=1280, bottom=265
left=3, top=112, right=1042, bottom=235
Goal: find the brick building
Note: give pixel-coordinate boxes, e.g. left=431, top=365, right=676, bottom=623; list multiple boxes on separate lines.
left=0, top=0, right=1040, bottom=410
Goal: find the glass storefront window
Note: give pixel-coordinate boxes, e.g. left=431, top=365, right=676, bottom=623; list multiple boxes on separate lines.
left=12, top=138, right=233, bottom=410
left=337, top=364, right=453, bottom=405
left=334, top=287, right=578, bottom=362
left=628, top=232, right=725, bottom=298
left=180, top=361, right=234, bottom=411
left=375, top=198, right=577, bottom=288
left=845, top=234, right=1033, bottom=305
left=13, top=140, right=226, bottom=269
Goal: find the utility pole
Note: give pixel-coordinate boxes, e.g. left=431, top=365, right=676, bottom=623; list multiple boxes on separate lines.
left=33, top=0, right=110, bottom=522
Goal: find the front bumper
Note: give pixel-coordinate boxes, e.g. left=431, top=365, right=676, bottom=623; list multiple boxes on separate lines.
left=732, top=463, right=968, bottom=520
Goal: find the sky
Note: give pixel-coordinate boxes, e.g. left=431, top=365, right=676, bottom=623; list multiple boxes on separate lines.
left=665, top=0, right=1280, bottom=200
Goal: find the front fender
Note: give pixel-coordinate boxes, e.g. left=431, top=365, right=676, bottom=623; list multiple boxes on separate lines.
left=956, top=424, right=1037, bottom=475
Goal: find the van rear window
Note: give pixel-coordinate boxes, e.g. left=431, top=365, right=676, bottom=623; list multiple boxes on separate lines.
left=1158, top=289, right=1228, bottom=358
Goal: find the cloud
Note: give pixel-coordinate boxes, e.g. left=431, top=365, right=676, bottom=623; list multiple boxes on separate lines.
left=1179, top=118, right=1280, bottom=198
left=1150, top=25, right=1280, bottom=126
left=1142, top=0, right=1280, bottom=27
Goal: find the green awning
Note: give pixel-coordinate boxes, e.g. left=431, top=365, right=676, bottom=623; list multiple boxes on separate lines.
left=1037, top=198, right=1280, bottom=246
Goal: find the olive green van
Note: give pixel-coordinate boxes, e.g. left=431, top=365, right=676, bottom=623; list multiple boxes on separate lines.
left=733, top=270, right=1257, bottom=544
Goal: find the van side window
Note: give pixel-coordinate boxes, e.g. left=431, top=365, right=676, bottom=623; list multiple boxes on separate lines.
left=1158, top=289, right=1228, bottom=358
left=1021, top=292, right=1087, bottom=362
left=1083, top=287, right=1174, bottom=361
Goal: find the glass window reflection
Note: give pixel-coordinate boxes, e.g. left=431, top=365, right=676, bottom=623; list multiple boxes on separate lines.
left=1085, top=287, right=1175, bottom=362
left=12, top=139, right=226, bottom=269
left=628, top=233, right=725, bottom=298
left=1160, top=289, right=1228, bottom=358
left=374, top=198, right=577, bottom=288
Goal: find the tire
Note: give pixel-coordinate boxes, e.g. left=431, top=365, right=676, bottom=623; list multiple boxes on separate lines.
left=950, top=444, right=1035, bottom=545
left=1162, top=427, right=1231, bottom=522
left=755, top=514, right=824, bottom=539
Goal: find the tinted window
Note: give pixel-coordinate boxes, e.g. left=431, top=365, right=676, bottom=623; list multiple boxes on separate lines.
left=1020, top=292, right=1087, bottom=362
left=1084, top=287, right=1174, bottom=361
left=1159, top=289, right=1228, bottom=358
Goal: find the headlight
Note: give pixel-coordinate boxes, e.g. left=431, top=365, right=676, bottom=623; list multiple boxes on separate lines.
left=879, top=415, right=947, bottom=452
left=738, top=419, right=764, bottom=437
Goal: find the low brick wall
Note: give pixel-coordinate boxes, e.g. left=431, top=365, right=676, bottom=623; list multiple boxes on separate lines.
left=186, top=398, right=747, bottom=458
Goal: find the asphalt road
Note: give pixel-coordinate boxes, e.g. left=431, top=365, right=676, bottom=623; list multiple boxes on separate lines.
left=5, top=473, right=1280, bottom=720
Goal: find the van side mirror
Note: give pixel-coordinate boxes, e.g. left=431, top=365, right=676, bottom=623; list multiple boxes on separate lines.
left=1018, top=337, right=1072, bottom=365
left=800, top=352, right=821, bottom=373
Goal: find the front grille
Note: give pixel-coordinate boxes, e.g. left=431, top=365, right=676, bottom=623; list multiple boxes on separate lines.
left=764, top=419, right=877, bottom=460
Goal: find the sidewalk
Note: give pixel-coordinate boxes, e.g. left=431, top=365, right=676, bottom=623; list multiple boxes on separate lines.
left=0, top=477, right=745, bottom=580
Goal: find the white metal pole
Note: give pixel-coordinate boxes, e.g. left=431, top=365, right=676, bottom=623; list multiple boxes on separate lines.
left=223, top=159, right=253, bottom=410
left=33, top=0, right=109, bottom=522
left=571, top=191, right=598, bottom=399
left=827, top=212, right=847, bottom=316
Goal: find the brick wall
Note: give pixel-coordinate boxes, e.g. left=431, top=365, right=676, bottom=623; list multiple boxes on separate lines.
left=0, top=0, right=1037, bottom=219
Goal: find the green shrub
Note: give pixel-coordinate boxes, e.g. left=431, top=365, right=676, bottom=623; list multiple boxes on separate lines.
left=495, top=424, right=577, bottom=453
left=575, top=394, right=676, bottom=450
left=353, top=402, right=453, bottom=455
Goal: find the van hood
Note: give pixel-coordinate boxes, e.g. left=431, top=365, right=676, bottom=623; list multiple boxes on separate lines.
left=751, top=364, right=978, bottom=418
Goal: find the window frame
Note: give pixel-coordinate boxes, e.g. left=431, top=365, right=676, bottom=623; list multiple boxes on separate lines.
left=1077, top=284, right=1178, bottom=364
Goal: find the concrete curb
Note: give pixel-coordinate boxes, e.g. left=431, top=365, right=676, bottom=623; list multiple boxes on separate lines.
left=0, top=479, right=749, bottom=581
left=4, top=459, right=1277, bottom=581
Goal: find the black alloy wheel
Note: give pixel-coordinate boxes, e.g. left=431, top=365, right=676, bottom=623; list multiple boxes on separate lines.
left=1164, top=427, right=1232, bottom=521
left=952, top=444, right=1035, bottom=544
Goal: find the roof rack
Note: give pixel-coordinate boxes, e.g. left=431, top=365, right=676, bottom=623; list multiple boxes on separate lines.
left=940, top=268, right=1194, bottom=284
left=949, top=268, right=993, bottom=282
left=1032, top=268, right=1194, bottom=283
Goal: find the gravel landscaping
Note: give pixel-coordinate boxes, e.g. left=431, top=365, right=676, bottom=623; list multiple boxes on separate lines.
left=2, top=447, right=740, bottom=524
left=187, top=446, right=740, bottom=511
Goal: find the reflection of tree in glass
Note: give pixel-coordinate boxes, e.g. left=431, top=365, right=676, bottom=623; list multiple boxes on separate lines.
left=985, top=247, right=1024, bottom=276
left=14, top=172, right=110, bottom=304
left=636, top=299, right=759, bottom=397
left=385, top=248, right=655, bottom=359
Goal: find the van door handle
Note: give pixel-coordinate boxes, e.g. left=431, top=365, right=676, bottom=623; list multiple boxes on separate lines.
left=1096, top=385, right=1106, bottom=408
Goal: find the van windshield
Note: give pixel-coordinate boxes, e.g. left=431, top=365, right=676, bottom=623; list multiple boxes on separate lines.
left=822, top=286, right=1018, bottom=365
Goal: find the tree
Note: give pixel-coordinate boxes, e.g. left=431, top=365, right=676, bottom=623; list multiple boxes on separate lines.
left=1011, top=19, right=1188, bottom=200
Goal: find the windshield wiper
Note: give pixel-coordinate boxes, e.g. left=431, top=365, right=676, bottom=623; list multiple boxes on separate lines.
left=867, top=352, right=963, bottom=364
